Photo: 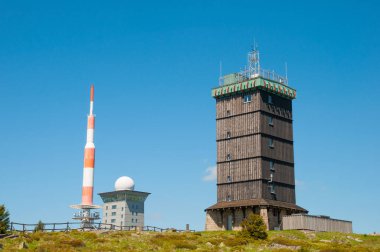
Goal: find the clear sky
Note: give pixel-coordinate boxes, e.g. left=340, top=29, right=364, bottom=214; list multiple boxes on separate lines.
left=0, top=0, right=379, bottom=234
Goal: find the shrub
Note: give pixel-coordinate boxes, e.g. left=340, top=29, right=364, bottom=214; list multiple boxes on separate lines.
left=240, top=213, right=268, bottom=240
left=34, top=221, right=45, bottom=232
left=0, top=204, right=10, bottom=234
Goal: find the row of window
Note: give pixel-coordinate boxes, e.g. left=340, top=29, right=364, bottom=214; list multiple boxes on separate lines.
left=106, top=205, right=139, bottom=211
left=106, top=218, right=138, bottom=224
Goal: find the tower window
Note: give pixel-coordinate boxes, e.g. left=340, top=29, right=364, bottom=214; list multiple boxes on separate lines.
left=121, top=207, right=124, bottom=211
left=112, top=205, right=117, bottom=209
left=106, top=206, right=108, bottom=210
left=270, top=160, right=275, bottom=171
left=121, top=214, right=123, bottom=218
left=268, top=95, right=273, bottom=104
left=269, top=184, right=275, bottom=194
left=111, top=219, right=116, bottom=223
left=111, top=212, right=116, bottom=216
left=268, top=116, right=274, bottom=126
left=227, top=131, right=231, bottom=138
left=105, top=213, right=108, bottom=217
left=227, top=176, right=231, bottom=182
left=268, top=138, right=274, bottom=148
left=226, top=110, right=231, bottom=116
left=243, top=94, right=252, bottom=103
left=227, top=195, right=231, bottom=202
left=226, top=154, right=231, bottom=161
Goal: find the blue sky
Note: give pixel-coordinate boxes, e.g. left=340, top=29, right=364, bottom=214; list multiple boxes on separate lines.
left=0, top=0, right=379, bottom=233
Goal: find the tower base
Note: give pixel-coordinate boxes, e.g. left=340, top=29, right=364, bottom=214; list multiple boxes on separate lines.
left=205, top=199, right=307, bottom=231
left=70, top=204, right=101, bottom=229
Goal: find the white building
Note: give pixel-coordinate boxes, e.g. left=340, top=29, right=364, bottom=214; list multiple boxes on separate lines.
left=98, top=176, right=150, bottom=228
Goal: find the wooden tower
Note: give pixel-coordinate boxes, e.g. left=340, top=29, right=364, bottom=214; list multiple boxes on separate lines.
left=205, top=48, right=307, bottom=230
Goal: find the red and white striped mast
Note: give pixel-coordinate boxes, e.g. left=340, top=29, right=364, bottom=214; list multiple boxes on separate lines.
left=71, top=84, right=100, bottom=229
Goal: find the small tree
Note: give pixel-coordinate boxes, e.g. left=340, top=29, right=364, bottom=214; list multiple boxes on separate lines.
left=240, top=213, right=268, bottom=240
left=34, top=220, right=45, bottom=232
left=0, top=204, right=10, bottom=234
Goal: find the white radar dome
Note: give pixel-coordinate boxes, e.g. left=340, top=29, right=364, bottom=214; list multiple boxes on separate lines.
left=115, top=176, right=135, bottom=191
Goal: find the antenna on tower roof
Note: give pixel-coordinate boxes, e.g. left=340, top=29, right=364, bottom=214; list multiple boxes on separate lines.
left=248, top=40, right=260, bottom=78
left=285, top=62, right=288, bottom=82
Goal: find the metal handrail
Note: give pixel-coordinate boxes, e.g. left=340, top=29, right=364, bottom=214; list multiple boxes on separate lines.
left=9, top=222, right=195, bottom=233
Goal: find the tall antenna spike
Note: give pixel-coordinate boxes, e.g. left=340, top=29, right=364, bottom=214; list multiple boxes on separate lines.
left=219, top=61, right=222, bottom=79
left=285, top=62, right=288, bottom=82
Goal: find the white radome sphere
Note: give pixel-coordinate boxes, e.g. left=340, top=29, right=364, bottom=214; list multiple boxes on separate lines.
left=115, top=176, right=135, bottom=191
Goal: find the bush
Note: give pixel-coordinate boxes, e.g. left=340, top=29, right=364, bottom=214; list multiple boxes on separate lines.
left=240, top=213, right=268, bottom=240
left=34, top=221, right=45, bottom=232
left=0, top=204, right=10, bottom=234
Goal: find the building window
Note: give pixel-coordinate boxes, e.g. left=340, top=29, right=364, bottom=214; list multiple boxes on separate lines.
left=269, top=184, right=275, bottom=194
left=111, top=212, right=116, bottom=216
left=227, top=176, right=231, bottom=182
left=268, top=95, right=273, bottom=104
left=268, top=116, right=274, bottom=126
left=105, top=220, right=107, bottom=223
left=273, top=209, right=278, bottom=217
left=227, top=131, right=231, bottom=138
left=112, top=205, right=117, bottom=209
left=268, top=138, right=274, bottom=148
left=243, top=94, right=252, bottom=103
left=226, top=154, right=231, bottom=161
left=227, top=195, right=231, bottom=202
left=106, top=206, right=108, bottom=210
left=111, top=219, right=116, bottom=223
left=131, top=218, right=134, bottom=223
left=270, top=160, right=275, bottom=171
left=105, top=213, right=108, bottom=217
left=226, top=110, right=231, bottom=116
left=121, top=214, right=123, bottom=218
left=136, top=219, right=138, bottom=223
left=121, top=207, right=124, bottom=211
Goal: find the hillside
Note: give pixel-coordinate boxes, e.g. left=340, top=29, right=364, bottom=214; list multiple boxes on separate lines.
left=1, top=230, right=379, bottom=251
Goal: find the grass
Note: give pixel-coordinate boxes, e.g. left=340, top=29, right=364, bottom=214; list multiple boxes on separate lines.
left=0, top=230, right=379, bottom=251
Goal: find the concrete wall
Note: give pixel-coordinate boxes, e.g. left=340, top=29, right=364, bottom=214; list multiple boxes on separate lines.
left=102, top=200, right=145, bottom=228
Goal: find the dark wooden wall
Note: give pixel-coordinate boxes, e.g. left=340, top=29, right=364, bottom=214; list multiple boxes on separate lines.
left=216, top=89, right=297, bottom=204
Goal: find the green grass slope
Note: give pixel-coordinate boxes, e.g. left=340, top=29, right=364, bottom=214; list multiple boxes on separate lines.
left=0, top=230, right=379, bottom=251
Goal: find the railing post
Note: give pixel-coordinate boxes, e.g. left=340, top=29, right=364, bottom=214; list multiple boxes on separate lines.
left=53, top=223, right=56, bottom=232
left=10, top=222, right=13, bottom=232
left=22, top=224, right=25, bottom=233
left=66, top=222, right=69, bottom=232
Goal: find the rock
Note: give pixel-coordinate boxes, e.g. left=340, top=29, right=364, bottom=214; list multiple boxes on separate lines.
left=205, top=242, right=213, bottom=247
left=355, top=238, right=363, bottom=242
left=18, top=241, right=28, bottom=249
left=320, top=239, right=331, bottom=243
left=219, top=242, right=225, bottom=248
left=270, top=243, right=300, bottom=250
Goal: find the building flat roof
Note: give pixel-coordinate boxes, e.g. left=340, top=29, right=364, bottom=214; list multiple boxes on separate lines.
left=212, top=76, right=296, bottom=100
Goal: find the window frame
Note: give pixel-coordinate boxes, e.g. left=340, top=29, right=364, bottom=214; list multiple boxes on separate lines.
left=243, top=94, right=252, bottom=103
left=268, top=95, right=273, bottom=104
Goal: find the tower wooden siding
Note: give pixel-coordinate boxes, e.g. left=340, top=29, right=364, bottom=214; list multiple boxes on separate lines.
left=215, top=90, right=296, bottom=205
